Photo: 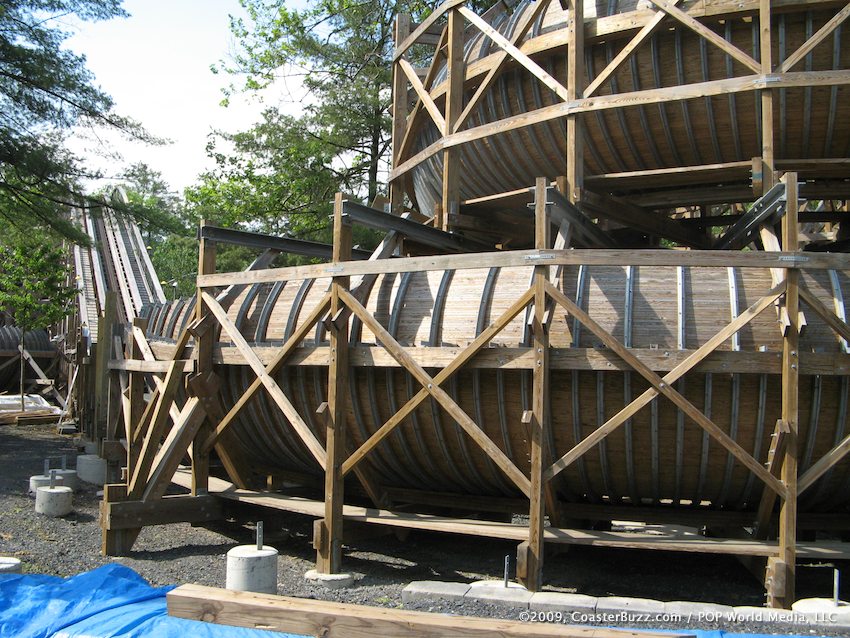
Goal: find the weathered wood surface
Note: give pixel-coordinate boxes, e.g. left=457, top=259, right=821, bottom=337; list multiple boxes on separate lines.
left=168, top=583, right=693, bottom=638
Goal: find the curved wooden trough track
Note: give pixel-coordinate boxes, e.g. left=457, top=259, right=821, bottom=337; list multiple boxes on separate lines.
left=145, top=258, right=850, bottom=512
left=103, top=0, right=850, bottom=609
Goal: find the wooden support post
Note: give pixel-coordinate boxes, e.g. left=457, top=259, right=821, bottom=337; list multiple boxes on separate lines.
left=440, top=8, right=464, bottom=231
left=193, top=220, right=216, bottom=496
left=94, top=291, right=117, bottom=447
left=101, top=483, right=140, bottom=556
left=566, top=0, right=584, bottom=205
left=770, top=173, right=799, bottom=609
left=317, top=193, right=352, bottom=574
left=127, top=318, right=146, bottom=475
left=519, top=178, right=550, bottom=591
left=759, top=0, right=775, bottom=191
left=390, top=14, right=411, bottom=217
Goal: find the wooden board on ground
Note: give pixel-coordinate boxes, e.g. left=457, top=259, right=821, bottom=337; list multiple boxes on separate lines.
left=167, top=583, right=693, bottom=638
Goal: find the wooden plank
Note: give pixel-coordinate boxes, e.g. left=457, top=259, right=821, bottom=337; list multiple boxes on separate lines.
left=398, top=58, right=445, bottom=134
left=754, top=419, right=791, bottom=539
left=798, top=431, right=850, bottom=495
left=94, top=292, right=117, bottom=442
left=773, top=173, right=800, bottom=608
left=440, top=7, right=464, bottom=230
left=109, top=359, right=194, bottom=373
left=197, top=249, right=849, bottom=289
left=459, top=7, right=569, bottom=102
left=200, top=292, right=331, bottom=454
left=390, top=70, right=850, bottom=181
left=584, top=0, right=679, bottom=98
left=777, top=3, right=850, bottom=73
left=171, top=470, right=850, bottom=559
left=142, top=397, right=207, bottom=502
left=392, top=13, right=412, bottom=167
left=395, top=25, right=447, bottom=168
left=128, top=360, right=184, bottom=499
left=799, top=286, right=850, bottom=344
left=318, top=193, right=351, bottom=574
left=19, top=346, right=65, bottom=408
left=340, top=288, right=534, bottom=478
left=168, top=584, right=690, bottom=638
left=393, top=0, right=464, bottom=61
left=103, top=494, right=222, bottom=530
left=522, top=178, right=549, bottom=591
left=127, top=318, right=146, bottom=474
left=131, top=324, right=184, bottom=424
left=546, top=280, right=786, bottom=497
left=454, top=0, right=551, bottom=133
left=649, top=0, right=760, bottom=72
left=545, top=282, right=786, bottom=482
left=201, top=291, right=327, bottom=469
left=340, top=288, right=532, bottom=497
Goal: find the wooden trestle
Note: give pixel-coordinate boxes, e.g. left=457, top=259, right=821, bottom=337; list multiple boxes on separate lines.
left=96, top=0, right=850, bottom=611
left=100, top=174, right=850, bottom=609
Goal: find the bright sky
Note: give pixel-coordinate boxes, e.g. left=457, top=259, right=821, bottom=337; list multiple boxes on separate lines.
left=65, top=0, right=305, bottom=195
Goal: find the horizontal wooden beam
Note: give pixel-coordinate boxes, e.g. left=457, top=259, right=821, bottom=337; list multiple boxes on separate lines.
left=108, top=359, right=194, bottom=373
left=203, top=344, right=850, bottom=376
left=102, top=494, right=222, bottom=530
left=392, top=70, right=850, bottom=181
left=168, top=584, right=684, bottom=638
left=197, top=249, right=847, bottom=288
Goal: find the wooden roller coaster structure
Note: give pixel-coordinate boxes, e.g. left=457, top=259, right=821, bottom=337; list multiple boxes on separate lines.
left=97, top=0, right=850, bottom=609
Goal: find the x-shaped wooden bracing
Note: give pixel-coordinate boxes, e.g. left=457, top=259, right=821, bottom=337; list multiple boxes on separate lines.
left=337, top=276, right=790, bottom=501
left=136, top=268, right=850, bottom=511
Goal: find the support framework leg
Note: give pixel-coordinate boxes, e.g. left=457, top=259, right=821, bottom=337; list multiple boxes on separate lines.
left=317, top=193, right=352, bottom=574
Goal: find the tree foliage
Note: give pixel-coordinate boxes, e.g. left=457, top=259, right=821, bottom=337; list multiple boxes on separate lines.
left=0, top=0, right=160, bottom=240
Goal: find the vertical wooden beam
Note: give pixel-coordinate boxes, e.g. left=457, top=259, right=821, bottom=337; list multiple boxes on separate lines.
left=192, top=220, right=216, bottom=496
left=519, top=178, right=550, bottom=591
left=566, top=0, right=585, bottom=204
left=127, top=318, right=146, bottom=475
left=317, top=193, right=352, bottom=574
left=771, top=172, right=799, bottom=609
left=93, top=292, right=117, bottom=448
left=440, top=8, right=464, bottom=231
left=390, top=14, right=411, bottom=217
left=759, top=0, right=775, bottom=190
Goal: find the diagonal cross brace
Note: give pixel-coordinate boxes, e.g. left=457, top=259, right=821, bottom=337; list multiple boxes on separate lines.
left=544, top=280, right=787, bottom=498
left=340, top=286, right=535, bottom=497
left=201, top=291, right=327, bottom=469
left=201, top=292, right=332, bottom=454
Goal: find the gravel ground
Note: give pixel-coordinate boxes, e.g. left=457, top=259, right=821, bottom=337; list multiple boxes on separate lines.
left=1, top=423, right=846, bottom=636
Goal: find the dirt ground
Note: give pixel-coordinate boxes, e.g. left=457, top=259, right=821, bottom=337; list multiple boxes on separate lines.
left=1, top=422, right=846, bottom=636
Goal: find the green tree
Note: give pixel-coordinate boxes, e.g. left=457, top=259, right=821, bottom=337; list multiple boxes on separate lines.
left=0, top=0, right=158, bottom=241
left=116, top=162, right=186, bottom=239
left=0, top=235, right=76, bottom=410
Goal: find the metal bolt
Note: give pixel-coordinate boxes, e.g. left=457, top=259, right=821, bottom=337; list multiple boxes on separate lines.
left=43, top=459, right=50, bottom=477
left=49, top=469, right=57, bottom=489
left=504, top=555, right=510, bottom=588
left=256, top=521, right=264, bottom=551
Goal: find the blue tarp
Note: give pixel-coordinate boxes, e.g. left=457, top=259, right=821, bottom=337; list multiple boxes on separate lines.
left=0, top=564, right=829, bottom=638
left=0, top=564, right=305, bottom=638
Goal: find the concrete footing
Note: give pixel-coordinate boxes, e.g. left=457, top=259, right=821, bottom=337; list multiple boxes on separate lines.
left=76, top=454, right=106, bottom=485
left=303, top=569, right=355, bottom=589
left=225, top=545, right=278, bottom=594
left=0, top=557, right=22, bottom=574
left=28, top=474, right=64, bottom=495
left=35, top=485, right=73, bottom=517
left=53, top=469, right=79, bottom=492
